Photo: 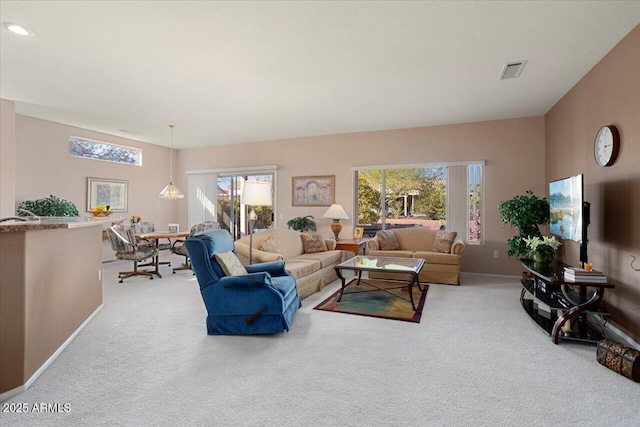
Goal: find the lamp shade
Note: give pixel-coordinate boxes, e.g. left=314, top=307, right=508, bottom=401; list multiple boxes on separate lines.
left=241, top=181, right=272, bottom=206
left=159, top=124, right=184, bottom=200
left=322, top=204, right=349, bottom=220
left=158, top=181, right=184, bottom=200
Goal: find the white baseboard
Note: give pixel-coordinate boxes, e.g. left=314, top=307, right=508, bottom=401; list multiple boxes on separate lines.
left=460, top=271, right=521, bottom=280
left=0, top=304, right=104, bottom=403
left=0, top=384, right=25, bottom=403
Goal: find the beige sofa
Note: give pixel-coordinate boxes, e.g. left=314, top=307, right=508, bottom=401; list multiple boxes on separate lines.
left=234, top=228, right=344, bottom=299
left=365, top=226, right=465, bottom=285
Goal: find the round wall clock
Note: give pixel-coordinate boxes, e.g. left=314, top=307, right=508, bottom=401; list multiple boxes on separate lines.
left=594, top=125, right=620, bottom=167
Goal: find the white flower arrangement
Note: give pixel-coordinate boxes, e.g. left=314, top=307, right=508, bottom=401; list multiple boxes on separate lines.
left=523, top=235, right=561, bottom=262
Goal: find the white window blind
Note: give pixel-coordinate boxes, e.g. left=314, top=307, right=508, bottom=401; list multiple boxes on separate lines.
left=187, top=173, right=217, bottom=229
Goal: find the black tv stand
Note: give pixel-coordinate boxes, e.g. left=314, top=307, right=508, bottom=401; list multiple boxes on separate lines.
left=519, top=259, right=613, bottom=344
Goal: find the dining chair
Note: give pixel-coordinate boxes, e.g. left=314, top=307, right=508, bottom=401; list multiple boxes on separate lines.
left=132, top=221, right=171, bottom=266
left=171, top=221, right=220, bottom=273
left=106, top=224, right=159, bottom=283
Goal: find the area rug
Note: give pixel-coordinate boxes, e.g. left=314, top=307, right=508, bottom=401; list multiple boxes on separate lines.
left=314, top=279, right=429, bottom=323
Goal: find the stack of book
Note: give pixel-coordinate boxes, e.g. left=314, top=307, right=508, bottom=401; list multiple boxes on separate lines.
left=563, top=266, right=608, bottom=283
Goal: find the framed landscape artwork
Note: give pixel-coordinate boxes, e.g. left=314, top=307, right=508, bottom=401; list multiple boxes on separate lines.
left=292, top=175, right=335, bottom=206
left=87, top=177, right=128, bottom=211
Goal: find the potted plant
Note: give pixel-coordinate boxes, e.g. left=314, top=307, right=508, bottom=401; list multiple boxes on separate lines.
left=498, top=190, right=549, bottom=258
left=524, top=236, right=561, bottom=265
left=287, top=215, right=316, bottom=232
left=17, top=195, right=79, bottom=217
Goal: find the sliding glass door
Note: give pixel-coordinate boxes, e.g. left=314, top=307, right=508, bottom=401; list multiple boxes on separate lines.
left=216, top=174, right=274, bottom=240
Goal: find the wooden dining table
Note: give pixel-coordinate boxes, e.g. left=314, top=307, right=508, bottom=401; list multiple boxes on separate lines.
left=134, top=230, right=190, bottom=278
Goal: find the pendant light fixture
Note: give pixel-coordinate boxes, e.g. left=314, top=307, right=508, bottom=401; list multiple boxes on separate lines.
left=158, top=124, right=184, bottom=200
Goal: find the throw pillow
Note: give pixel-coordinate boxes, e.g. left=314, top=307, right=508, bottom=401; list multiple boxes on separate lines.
left=301, top=233, right=327, bottom=253
left=258, top=236, right=280, bottom=254
left=215, top=251, right=248, bottom=276
left=432, top=231, right=458, bottom=253
left=376, top=230, right=400, bottom=250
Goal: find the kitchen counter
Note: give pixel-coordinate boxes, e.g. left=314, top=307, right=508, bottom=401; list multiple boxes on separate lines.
left=0, top=216, right=122, bottom=400
left=0, top=216, right=125, bottom=232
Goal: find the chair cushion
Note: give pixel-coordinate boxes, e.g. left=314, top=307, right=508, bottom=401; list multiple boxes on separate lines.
left=301, top=233, right=327, bottom=253
left=376, top=230, right=400, bottom=250
left=432, top=231, right=457, bottom=253
left=215, top=251, right=248, bottom=276
left=172, top=244, right=189, bottom=257
left=116, top=244, right=157, bottom=261
left=258, top=236, right=280, bottom=254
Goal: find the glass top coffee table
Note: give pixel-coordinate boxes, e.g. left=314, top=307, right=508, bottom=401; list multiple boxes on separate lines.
left=334, top=255, right=425, bottom=311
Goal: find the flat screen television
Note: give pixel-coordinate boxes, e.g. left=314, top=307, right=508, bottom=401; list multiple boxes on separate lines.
left=549, top=174, right=584, bottom=242
left=549, top=173, right=590, bottom=266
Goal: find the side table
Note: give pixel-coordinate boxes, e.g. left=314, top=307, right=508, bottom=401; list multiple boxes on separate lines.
left=335, top=239, right=366, bottom=255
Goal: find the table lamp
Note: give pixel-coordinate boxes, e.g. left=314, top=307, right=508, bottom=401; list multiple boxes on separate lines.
left=323, top=204, right=349, bottom=241
left=241, top=181, right=272, bottom=264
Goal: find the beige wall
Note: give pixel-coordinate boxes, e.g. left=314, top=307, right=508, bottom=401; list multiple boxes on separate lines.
left=1, top=99, right=16, bottom=218
left=177, top=117, right=546, bottom=276
left=13, top=115, right=179, bottom=228
left=545, top=25, right=640, bottom=342
left=0, top=225, right=103, bottom=394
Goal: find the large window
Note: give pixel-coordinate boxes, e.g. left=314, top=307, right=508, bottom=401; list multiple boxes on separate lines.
left=354, top=162, right=483, bottom=244
left=69, top=137, right=142, bottom=166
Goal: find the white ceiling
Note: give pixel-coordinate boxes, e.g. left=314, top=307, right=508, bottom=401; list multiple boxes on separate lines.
left=1, top=1, right=639, bottom=149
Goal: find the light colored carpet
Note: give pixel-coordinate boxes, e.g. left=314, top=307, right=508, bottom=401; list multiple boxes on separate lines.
left=3, top=254, right=639, bottom=426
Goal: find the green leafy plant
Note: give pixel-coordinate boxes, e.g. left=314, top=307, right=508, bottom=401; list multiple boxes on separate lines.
left=524, top=236, right=561, bottom=263
left=286, top=215, right=316, bottom=232
left=18, top=195, right=79, bottom=217
left=498, top=190, right=549, bottom=258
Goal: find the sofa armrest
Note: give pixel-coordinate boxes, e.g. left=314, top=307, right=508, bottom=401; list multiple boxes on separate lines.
left=366, top=237, right=380, bottom=253
left=325, top=239, right=336, bottom=250
left=451, top=236, right=465, bottom=255
left=234, top=241, right=283, bottom=265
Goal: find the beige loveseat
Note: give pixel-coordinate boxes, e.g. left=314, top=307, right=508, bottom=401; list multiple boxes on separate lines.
left=234, top=228, right=344, bottom=299
left=366, top=226, right=465, bottom=285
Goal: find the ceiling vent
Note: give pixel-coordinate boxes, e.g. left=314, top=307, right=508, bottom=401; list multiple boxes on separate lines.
left=500, top=60, right=527, bottom=80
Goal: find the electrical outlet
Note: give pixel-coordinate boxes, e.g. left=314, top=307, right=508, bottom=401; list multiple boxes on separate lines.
left=493, top=251, right=499, bottom=258
left=98, top=270, right=101, bottom=281
left=279, top=213, right=284, bottom=220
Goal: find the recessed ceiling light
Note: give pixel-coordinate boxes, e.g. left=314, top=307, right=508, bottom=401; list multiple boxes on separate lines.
left=3, top=22, right=35, bottom=36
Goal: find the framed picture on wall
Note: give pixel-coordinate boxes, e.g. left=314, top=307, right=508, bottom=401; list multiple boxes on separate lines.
left=87, top=177, right=128, bottom=212
left=292, top=175, right=335, bottom=206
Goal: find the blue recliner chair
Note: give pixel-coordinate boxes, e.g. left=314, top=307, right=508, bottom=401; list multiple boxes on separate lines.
left=185, top=229, right=302, bottom=335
